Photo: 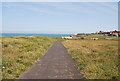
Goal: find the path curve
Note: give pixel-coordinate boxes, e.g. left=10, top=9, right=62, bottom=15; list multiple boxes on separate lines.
left=18, top=42, right=84, bottom=79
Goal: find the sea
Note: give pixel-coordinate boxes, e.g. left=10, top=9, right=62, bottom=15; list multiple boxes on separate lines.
left=1, top=33, right=72, bottom=37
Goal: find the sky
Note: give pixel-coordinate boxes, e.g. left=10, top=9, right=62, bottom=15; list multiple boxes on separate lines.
left=1, top=2, right=118, bottom=34
left=1, top=0, right=120, bottom=2
left=0, top=3, right=2, bottom=33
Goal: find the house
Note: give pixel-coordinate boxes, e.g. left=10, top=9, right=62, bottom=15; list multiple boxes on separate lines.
left=111, top=31, right=120, bottom=37
left=103, top=32, right=112, bottom=36
left=103, top=30, right=120, bottom=37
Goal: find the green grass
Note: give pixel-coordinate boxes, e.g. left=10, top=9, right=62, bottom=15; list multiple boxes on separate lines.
left=63, top=40, right=118, bottom=79
left=1, top=36, right=63, bottom=79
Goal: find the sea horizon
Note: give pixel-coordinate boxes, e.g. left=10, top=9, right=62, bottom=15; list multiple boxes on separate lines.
left=1, top=33, right=73, bottom=37
left=1, top=32, right=74, bottom=34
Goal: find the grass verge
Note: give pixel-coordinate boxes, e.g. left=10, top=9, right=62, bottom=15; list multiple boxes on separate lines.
left=1, top=36, right=63, bottom=79
left=63, top=40, right=118, bottom=79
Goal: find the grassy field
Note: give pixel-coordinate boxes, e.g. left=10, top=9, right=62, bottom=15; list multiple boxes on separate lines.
left=1, top=34, right=119, bottom=79
left=63, top=39, right=119, bottom=79
left=1, top=36, right=63, bottom=79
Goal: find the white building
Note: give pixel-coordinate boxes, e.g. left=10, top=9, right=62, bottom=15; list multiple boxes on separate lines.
left=62, top=36, right=72, bottom=39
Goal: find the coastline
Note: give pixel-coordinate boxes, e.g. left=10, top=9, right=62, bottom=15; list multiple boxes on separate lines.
left=1, top=33, right=73, bottom=37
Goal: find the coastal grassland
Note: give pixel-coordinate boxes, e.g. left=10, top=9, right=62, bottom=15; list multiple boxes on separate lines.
left=1, top=36, right=63, bottom=79
left=63, top=40, right=118, bottom=79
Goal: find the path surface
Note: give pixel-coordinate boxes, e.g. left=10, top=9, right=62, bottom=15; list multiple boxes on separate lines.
left=18, top=42, right=84, bottom=79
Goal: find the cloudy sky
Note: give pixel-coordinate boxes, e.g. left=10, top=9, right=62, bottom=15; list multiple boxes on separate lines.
left=2, top=2, right=118, bottom=34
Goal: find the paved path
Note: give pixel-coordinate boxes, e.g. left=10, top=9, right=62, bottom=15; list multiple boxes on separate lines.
left=18, top=42, right=84, bottom=79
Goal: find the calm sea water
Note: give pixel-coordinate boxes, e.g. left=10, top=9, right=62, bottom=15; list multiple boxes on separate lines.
left=1, top=33, right=72, bottom=37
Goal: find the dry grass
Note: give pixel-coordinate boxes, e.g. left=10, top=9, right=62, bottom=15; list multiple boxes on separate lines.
left=63, top=40, right=118, bottom=79
left=1, top=36, right=63, bottom=79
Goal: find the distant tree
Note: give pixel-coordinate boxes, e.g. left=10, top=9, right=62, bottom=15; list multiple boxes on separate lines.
left=98, top=31, right=104, bottom=34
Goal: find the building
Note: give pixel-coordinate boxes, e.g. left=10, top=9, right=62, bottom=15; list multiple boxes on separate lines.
left=103, top=30, right=120, bottom=37
left=62, top=36, right=72, bottom=39
left=111, top=31, right=120, bottom=37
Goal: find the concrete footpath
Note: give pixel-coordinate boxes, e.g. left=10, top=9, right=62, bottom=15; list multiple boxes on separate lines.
left=18, top=42, right=84, bottom=79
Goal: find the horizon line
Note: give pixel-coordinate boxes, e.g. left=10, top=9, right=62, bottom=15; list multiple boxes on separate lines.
left=1, top=32, right=75, bottom=34
left=1, top=29, right=119, bottom=34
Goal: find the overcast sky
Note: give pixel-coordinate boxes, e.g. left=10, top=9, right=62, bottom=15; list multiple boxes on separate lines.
left=2, top=2, right=118, bottom=34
